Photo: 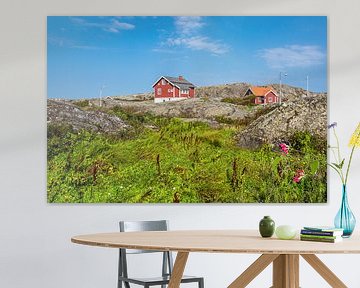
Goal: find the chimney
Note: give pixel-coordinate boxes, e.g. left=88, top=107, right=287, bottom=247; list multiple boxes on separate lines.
left=178, top=75, right=184, bottom=80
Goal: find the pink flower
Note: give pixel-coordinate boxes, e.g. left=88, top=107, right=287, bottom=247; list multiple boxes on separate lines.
left=279, top=143, right=289, bottom=155
left=293, top=169, right=305, bottom=183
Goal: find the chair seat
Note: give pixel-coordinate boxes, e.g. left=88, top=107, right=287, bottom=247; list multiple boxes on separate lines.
left=119, top=274, right=203, bottom=286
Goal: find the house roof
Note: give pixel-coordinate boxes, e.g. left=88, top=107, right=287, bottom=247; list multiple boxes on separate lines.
left=152, top=76, right=195, bottom=90
left=246, top=86, right=277, bottom=97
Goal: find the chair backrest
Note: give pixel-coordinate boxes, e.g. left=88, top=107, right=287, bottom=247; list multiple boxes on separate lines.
left=120, top=220, right=168, bottom=232
left=118, top=220, right=174, bottom=283
left=119, top=220, right=169, bottom=254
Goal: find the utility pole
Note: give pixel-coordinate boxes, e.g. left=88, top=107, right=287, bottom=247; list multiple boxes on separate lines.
left=98, top=84, right=106, bottom=107
left=279, top=72, right=287, bottom=105
left=306, top=75, right=309, bottom=97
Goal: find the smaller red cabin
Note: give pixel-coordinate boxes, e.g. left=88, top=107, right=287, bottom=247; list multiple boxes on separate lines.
left=243, top=86, right=279, bottom=105
left=152, top=76, right=195, bottom=103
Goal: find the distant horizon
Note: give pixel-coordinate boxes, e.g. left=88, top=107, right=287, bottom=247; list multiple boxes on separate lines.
left=48, top=16, right=327, bottom=99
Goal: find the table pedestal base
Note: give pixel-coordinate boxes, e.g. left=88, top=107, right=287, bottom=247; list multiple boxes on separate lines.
left=272, top=254, right=299, bottom=288
left=227, top=254, right=347, bottom=288
left=168, top=252, right=348, bottom=288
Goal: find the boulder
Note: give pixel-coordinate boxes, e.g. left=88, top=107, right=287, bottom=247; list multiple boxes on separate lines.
left=47, top=99, right=130, bottom=133
left=235, top=95, right=327, bottom=148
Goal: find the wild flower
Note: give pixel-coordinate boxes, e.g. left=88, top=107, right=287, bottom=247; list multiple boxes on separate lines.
left=328, top=122, right=360, bottom=186
left=349, top=123, right=360, bottom=148
left=328, top=122, right=337, bottom=129
left=293, top=169, right=305, bottom=183
left=279, top=143, right=289, bottom=155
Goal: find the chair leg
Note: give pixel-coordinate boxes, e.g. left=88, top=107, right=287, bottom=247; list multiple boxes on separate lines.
left=199, top=278, right=204, bottom=288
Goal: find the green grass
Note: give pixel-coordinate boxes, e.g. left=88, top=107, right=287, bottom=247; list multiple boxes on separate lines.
left=47, top=117, right=327, bottom=203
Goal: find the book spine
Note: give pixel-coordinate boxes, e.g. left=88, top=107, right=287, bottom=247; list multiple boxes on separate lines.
left=300, top=237, right=337, bottom=243
left=300, top=234, right=338, bottom=240
left=300, top=230, right=336, bottom=237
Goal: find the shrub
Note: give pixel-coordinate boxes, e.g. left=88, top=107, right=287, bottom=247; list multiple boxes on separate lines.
left=73, top=99, right=90, bottom=108
left=222, top=95, right=257, bottom=106
left=290, top=131, right=326, bottom=154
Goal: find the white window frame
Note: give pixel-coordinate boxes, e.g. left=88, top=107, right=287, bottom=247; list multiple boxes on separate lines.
left=157, top=88, right=162, bottom=95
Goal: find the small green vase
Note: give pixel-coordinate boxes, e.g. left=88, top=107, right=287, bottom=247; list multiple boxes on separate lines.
left=259, top=216, right=275, bottom=237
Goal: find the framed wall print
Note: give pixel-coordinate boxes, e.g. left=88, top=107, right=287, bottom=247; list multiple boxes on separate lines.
left=47, top=16, right=327, bottom=203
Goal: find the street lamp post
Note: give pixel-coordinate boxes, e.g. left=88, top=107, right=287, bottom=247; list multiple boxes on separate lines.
left=279, top=72, right=287, bottom=105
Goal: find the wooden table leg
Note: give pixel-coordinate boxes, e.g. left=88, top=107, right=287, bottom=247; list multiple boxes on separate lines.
left=288, top=255, right=299, bottom=288
left=228, top=254, right=279, bottom=288
left=272, top=254, right=299, bottom=288
left=301, top=254, right=347, bottom=288
left=168, top=252, right=189, bottom=288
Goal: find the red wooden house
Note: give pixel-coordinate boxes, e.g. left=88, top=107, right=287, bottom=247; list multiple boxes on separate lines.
left=152, top=76, right=195, bottom=103
left=243, top=86, right=279, bottom=105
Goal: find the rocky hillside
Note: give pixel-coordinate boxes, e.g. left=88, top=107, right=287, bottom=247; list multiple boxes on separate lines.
left=79, top=83, right=324, bottom=122
left=48, top=83, right=327, bottom=141
left=235, top=95, right=327, bottom=148
left=98, top=97, right=254, bottom=121
left=107, top=82, right=323, bottom=101
left=110, top=92, right=154, bottom=101
left=271, top=84, right=326, bottom=102
left=195, top=83, right=250, bottom=99
left=47, top=99, right=130, bottom=133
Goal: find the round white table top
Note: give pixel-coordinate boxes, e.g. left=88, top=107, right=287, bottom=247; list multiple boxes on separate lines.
left=71, top=230, right=360, bottom=254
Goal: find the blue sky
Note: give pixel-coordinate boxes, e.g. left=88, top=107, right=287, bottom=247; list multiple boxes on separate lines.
left=47, top=16, right=327, bottom=99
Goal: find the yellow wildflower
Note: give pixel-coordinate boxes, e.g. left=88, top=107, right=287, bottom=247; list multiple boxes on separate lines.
left=349, top=122, right=360, bottom=147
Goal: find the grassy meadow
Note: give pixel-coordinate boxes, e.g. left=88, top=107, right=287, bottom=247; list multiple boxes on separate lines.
left=47, top=106, right=327, bottom=203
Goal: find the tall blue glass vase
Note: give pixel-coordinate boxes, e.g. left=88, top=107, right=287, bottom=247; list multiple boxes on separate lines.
left=334, top=185, right=356, bottom=237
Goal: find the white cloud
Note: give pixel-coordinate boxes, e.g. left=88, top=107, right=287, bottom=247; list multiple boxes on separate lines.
left=111, top=19, right=135, bottom=30
left=166, top=36, right=229, bottom=55
left=48, top=36, right=101, bottom=50
left=175, top=16, right=204, bottom=35
left=156, top=17, right=229, bottom=55
left=69, top=17, right=135, bottom=33
left=259, top=45, right=325, bottom=68
left=152, top=48, right=177, bottom=54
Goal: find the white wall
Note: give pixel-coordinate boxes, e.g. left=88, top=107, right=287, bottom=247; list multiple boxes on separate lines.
left=1, top=0, right=360, bottom=287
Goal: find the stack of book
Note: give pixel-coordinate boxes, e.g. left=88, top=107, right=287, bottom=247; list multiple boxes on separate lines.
left=300, top=226, right=344, bottom=243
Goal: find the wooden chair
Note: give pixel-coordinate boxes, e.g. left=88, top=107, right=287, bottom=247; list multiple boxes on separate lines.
left=118, top=220, right=204, bottom=288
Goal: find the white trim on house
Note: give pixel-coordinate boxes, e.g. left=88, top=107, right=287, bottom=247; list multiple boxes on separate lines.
left=154, top=97, right=188, bottom=103
left=152, top=76, right=165, bottom=87
left=264, top=90, right=278, bottom=97
left=152, top=76, right=182, bottom=90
